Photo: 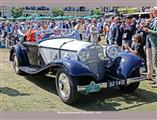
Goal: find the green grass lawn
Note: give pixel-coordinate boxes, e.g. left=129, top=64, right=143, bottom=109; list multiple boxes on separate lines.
left=0, top=48, right=157, bottom=112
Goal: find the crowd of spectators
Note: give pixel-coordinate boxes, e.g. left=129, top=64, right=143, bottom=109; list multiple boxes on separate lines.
left=0, top=7, right=157, bottom=87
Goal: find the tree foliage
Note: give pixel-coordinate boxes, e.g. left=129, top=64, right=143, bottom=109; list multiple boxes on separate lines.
left=91, top=8, right=101, bottom=15
left=52, top=7, right=64, bottom=17
left=117, top=7, right=139, bottom=14
left=11, top=7, right=23, bottom=18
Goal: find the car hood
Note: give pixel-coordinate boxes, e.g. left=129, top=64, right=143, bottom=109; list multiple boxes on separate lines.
left=38, top=38, right=92, bottom=51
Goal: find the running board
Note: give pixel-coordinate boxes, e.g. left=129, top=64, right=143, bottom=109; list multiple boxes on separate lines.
left=19, top=65, right=48, bottom=74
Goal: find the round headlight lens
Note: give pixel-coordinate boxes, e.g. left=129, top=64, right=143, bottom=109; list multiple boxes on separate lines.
left=78, top=48, right=90, bottom=62
left=106, top=45, right=118, bottom=59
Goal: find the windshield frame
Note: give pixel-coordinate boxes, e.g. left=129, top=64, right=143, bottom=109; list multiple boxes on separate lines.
left=35, top=29, right=81, bottom=45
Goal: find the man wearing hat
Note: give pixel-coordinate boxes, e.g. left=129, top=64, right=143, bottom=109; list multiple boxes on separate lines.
left=122, top=15, right=136, bottom=47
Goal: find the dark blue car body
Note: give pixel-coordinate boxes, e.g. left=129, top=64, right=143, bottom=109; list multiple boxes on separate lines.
left=9, top=43, right=144, bottom=83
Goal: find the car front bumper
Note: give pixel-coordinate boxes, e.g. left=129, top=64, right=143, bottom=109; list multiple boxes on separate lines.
left=77, top=76, right=146, bottom=93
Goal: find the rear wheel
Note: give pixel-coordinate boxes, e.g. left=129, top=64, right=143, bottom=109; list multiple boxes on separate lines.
left=119, top=70, right=140, bottom=93
left=12, top=53, right=23, bottom=75
left=56, top=69, right=78, bottom=104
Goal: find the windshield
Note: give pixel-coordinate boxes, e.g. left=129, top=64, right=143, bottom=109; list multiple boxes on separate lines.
left=36, top=29, right=81, bottom=43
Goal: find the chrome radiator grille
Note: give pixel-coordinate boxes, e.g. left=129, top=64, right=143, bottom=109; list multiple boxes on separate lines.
left=85, top=45, right=105, bottom=80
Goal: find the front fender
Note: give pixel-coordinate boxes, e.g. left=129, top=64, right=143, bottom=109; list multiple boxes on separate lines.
left=116, top=52, right=144, bottom=78
left=52, top=59, right=96, bottom=78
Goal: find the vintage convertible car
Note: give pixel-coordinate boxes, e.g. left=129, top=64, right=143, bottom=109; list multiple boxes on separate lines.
left=9, top=29, right=146, bottom=104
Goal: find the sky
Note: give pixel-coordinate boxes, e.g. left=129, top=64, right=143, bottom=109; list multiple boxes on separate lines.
left=1, top=0, right=157, bottom=8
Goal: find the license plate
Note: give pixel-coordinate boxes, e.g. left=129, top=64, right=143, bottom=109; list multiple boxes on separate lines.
left=85, top=81, right=101, bottom=93
left=107, top=80, right=126, bottom=88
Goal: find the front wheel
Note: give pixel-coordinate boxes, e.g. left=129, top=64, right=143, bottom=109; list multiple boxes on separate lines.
left=56, top=69, right=78, bottom=104
left=119, top=70, right=140, bottom=93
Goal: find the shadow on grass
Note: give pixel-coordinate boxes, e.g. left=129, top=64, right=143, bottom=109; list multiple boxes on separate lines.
left=24, top=75, right=57, bottom=95
left=23, top=75, right=157, bottom=111
left=0, top=87, right=30, bottom=96
left=75, top=87, right=157, bottom=111
left=116, top=89, right=157, bottom=111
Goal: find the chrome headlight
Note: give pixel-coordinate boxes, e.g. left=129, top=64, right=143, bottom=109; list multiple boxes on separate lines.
left=61, top=51, right=78, bottom=60
left=105, top=45, right=118, bottom=59
left=78, top=48, right=90, bottom=62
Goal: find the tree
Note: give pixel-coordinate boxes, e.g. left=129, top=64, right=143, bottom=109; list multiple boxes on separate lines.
left=52, top=7, right=64, bottom=17
left=127, top=8, right=139, bottom=14
left=91, top=8, right=101, bottom=15
left=11, top=7, right=23, bottom=18
left=117, top=7, right=139, bottom=14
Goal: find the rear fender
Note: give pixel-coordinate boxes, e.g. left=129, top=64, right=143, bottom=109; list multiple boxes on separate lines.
left=10, top=44, right=29, bottom=66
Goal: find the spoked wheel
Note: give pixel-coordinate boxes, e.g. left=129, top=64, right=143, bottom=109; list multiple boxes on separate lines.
left=12, top=53, right=23, bottom=75
left=56, top=69, right=78, bottom=104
